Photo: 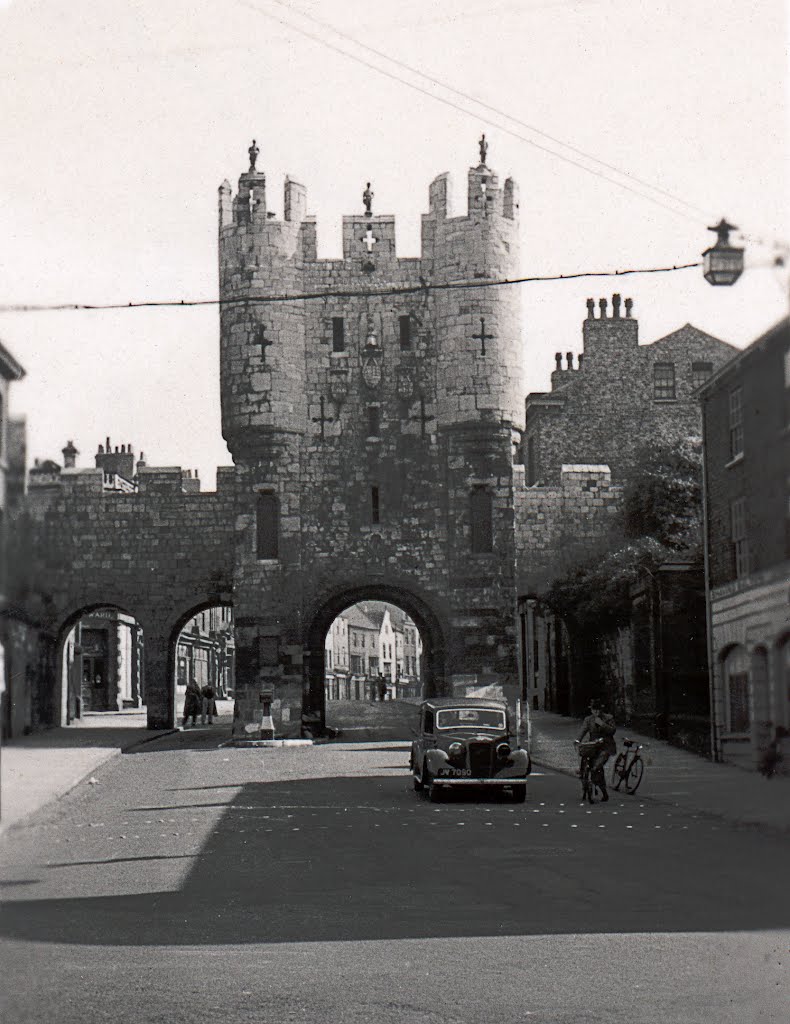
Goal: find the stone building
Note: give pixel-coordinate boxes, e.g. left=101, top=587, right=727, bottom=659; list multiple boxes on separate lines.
left=699, top=316, right=790, bottom=770
left=514, top=299, right=737, bottom=739
left=11, top=141, right=526, bottom=739
left=523, top=300, right=736, bottom=486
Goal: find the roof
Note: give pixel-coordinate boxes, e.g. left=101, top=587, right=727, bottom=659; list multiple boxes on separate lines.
left=697, top=316, right=790, bottom=397
left=645, top=322, right=736, bottom=355
left=342, top=605, right=381, bottom=631
left=420, top=697, right=508, bottom=709
left=0, top=339, right=25, bottom=382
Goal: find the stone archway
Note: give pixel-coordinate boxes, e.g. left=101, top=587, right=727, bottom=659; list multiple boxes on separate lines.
left=304, top=582, right=448, bottom=737
left=166, top=600, right=235, bottom=728
left=56, top=601, right=145, bottom=726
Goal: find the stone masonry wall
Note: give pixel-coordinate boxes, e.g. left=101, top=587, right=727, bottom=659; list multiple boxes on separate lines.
left=525, top=301, right=738, bottom=485
left=14, top=466, right=236, bottom=728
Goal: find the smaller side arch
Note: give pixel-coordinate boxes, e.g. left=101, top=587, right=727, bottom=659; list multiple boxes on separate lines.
left=165, top=599, right=235, bottom=729
left=55, top=601, right=145, bottom=726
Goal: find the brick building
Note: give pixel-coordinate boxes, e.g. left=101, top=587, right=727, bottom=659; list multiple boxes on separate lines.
left=699, top=316, right=790, bottom=770
left=10, top=141, right=526, bottom=739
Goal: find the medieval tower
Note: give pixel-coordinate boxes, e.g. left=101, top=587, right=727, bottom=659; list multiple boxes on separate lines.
left=218, top=138, right=526, bottom=738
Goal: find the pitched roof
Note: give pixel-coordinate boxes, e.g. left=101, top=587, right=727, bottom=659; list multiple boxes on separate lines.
left=0, top=339, right=25, bottom=381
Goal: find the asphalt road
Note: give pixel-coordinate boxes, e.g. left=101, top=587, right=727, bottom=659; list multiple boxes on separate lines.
left=1, top=730, right=787, bottom=1023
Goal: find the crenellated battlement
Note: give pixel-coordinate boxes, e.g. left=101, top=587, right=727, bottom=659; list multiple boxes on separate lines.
left=218, top=144, right=519, bottom=272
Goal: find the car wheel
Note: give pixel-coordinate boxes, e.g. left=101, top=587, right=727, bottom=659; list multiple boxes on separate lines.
left=413, top=769, right=424, bottom=792
left=510, top=784, right=527, bottom=803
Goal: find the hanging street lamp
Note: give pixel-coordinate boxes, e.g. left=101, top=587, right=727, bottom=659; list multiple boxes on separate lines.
left=702, top=218, right=744, bottom=285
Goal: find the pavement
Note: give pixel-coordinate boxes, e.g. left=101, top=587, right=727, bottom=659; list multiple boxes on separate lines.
left=2, top=703, right=789, bottom=835
left=529, top=709, right=790, bottom=833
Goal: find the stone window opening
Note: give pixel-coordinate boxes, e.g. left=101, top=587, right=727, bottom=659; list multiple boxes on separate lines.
left=653, top=362, right=676, bottom=400
left=399, top=315, right=412, bottom=350
left=691, top=360, right=713, bottom=390
left=367, top=405, right=380, bottom=438
left=256, top=491, right=279, bottom=560
left=470, top=486, right=494, bottom=553
left=729, top=385, right=744, bottom=459
left=371, top=485, right=380, bottom=524
left=332, top=317, right=345, bottom=353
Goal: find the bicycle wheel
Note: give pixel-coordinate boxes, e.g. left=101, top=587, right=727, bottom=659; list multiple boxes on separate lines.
left=625, top=755, right=644, bottom=794
left=580, top=762, right=592, bottom=803
left=611, top=752, right=626, bottom=790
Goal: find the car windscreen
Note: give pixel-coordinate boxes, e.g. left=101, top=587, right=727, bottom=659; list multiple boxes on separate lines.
left=435, top=707, right=507, bottom=730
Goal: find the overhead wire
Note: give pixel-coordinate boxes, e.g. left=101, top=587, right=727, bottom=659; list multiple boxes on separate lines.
left=265, top=0, right=714, bottom=223
left=0, top=261, right=702, bottom=313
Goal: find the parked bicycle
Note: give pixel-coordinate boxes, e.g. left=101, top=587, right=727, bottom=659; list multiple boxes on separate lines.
left=611, top=738, right=646, bottom=794
left=574, top=737, right=606, bottom=803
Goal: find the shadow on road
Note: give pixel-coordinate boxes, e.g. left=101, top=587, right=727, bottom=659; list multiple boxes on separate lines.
left=1, top=773, right=788, bottom=946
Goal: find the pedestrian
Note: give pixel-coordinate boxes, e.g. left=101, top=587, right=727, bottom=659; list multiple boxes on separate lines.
left=201, top=683, right=218, bottom=725
left=377, top=676, right=387, bottom=702
left=183, top=677, right=202, bottom=728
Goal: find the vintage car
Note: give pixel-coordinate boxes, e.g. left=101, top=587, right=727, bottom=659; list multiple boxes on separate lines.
left=410, top=697, right=531, bottom=802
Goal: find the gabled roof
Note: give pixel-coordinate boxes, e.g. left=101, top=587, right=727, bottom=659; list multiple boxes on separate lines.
left=698, top=316, right=789, bottom=396
left=342, top=605, right=381, bottom=631
left=645, top=323, right=736, bottom=354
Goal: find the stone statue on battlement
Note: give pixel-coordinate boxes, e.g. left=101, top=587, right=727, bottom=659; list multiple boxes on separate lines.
left=363, top=182, right=374, bottom=215
left=479, top=133, right=488, bottom=166
left=248, top=139, right=260, bottom=172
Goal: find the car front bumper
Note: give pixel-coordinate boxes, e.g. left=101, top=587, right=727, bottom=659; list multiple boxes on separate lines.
left=432, top=777, right=526, bottom=786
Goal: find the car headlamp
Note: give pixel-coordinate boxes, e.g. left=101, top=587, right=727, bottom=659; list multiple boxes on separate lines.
left=496, top=742, right=511, bottom=760
left=448, top=742, right=464, bottom=760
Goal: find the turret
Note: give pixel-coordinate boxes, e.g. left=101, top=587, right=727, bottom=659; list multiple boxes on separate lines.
left=421, top=137, right=524, bottom=430
left=218, top=141, right=310, bottom=458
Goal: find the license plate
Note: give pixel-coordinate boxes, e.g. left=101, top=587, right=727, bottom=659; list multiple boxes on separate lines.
left=440, top=768, right=472, bottom=777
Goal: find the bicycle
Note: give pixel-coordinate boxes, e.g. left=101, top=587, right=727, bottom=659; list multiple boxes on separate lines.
left=611, top=738, right=646, bottom=794
left=574, top=738, right=606, bottom=803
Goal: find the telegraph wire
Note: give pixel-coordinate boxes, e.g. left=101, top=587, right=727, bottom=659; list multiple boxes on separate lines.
left=266, top=0, right=714, bottom=223
left=0, top=260, right=702, bottom=313
left=235, top=0, right=708, bottom=226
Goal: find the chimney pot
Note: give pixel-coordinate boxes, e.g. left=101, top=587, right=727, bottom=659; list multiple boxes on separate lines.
left=566, top=352, right=574, bottom=370
left=612, top=293, right=621, bottom=318
left=599, top=298, right=608, bottom=317
left=555, top=352, right=563, bottom=370
left=106, top=437, right=110, bottom=450
left=578, top=353, right=584, bottom=368
left=625, top=297, right=633, bottom=318
left=586, top=298, right=595, bottom=318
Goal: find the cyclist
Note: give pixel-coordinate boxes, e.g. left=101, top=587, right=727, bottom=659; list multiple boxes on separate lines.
left=577, top=699, right=617, bottom=802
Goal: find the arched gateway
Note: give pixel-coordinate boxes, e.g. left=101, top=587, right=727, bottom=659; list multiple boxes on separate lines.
left=20, top=142, right=526, bottom=739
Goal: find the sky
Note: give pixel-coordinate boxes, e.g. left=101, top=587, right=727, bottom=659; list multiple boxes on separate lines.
left=1, top=0, right=788, bottom=487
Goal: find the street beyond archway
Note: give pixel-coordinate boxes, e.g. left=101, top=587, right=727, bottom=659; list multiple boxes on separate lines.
left=0, top=734, right=787, bottom=1023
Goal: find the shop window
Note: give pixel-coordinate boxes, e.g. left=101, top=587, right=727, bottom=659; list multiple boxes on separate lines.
left=724, top=646, right=750, bottom=734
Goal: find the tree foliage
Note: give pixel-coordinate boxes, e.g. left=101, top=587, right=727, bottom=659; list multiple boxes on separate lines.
left=546, top=437, right=704, bottom=630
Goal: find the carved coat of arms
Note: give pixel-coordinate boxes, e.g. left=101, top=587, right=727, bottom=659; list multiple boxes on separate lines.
left=361, top=347, right=382, bottom=390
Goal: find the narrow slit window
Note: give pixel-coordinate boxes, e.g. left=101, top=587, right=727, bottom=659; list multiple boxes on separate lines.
left=367, top=405, right=380, bottom=437
left=332, top=317, right=345, bottom=353
left=399, top=315, right=412, bottom=350
left=256, top=492, right=279, bottom=559
left=470, top=486, right=493, bottom=553
left=371, top=485, right=380, bottom=524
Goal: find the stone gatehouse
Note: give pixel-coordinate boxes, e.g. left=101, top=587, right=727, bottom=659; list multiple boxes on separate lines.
left=16, top=141, right=527, bottom=738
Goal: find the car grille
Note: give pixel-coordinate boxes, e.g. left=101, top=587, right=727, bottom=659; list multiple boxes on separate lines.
left=468, top=741, right=493, bottom=777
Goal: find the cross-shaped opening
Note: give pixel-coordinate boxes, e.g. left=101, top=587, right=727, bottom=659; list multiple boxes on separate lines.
left=363, top=225, right=378, bottom=254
